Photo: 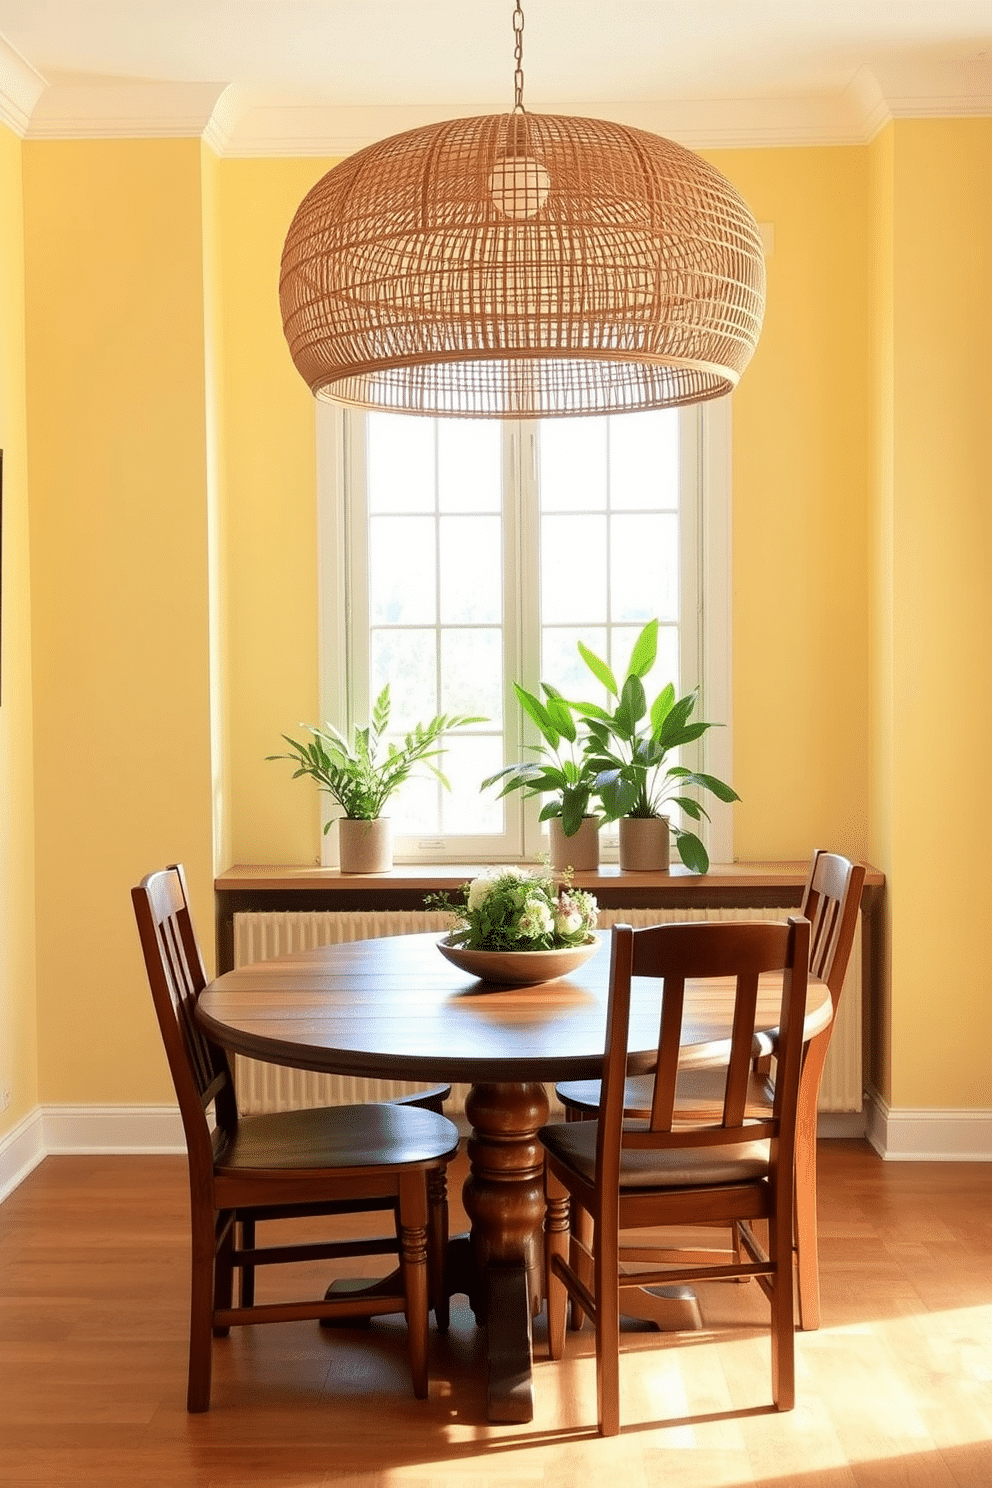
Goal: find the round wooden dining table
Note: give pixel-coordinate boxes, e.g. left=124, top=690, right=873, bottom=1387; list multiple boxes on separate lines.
left=196, top=930, right=831, bottom=1424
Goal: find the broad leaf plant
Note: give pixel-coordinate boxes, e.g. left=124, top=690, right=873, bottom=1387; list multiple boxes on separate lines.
left=574, top=619, right=740, bottom=873
left=481, top=683, right=600, bottom=837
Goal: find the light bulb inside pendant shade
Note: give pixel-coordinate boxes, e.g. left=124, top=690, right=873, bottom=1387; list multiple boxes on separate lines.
left=489, top=152, right=551, bottom=219
left=279, top=109, right=766, bottom=420
left=488, top=110, right=551, bottom=219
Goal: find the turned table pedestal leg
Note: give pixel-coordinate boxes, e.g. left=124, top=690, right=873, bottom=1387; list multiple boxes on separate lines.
left=459, top=1081, right=550, bottom=1424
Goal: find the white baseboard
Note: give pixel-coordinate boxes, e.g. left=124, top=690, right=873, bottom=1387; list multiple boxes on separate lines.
left=0, top=1107, right=46, bottom=1202
left=817, top=1111, right=867, bottom=1140
left=2, top=1096, right=987, bottom=1207
left=864, top=1086, right=992, bottom=1160
left=42, top=1103, right=186, bottom=1155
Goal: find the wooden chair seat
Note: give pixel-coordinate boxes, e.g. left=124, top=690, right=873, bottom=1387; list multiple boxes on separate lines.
left=391, top=1084, right=452, bottom=1114
left=132, top=863, right=460, bottom=1413
left=556, top=1067, right=775, bottom=1124
left=541, top=1118, right=771, bottom=1186
left=231, top=1084, right=453, bottom=1310
left=217, top=1101, right=455, bottom=1173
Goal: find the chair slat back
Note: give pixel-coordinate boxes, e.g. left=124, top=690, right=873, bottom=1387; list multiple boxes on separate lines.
left=801, top=850, right=866, bottom=1009
left=132, top=865, right=236, bottom=1164
left=597, top=918, right=811, bottom=1187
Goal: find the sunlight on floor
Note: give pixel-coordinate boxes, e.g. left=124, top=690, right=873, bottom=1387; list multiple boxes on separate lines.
left=407, top=1300, right=992, bottom=1488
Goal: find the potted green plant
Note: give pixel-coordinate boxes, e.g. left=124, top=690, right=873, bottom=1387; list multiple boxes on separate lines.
left=268, top=685, right=484, bottom=873
left=481, top=683, right=602, bottom=870
left=573, top=619, right=739, bottom=873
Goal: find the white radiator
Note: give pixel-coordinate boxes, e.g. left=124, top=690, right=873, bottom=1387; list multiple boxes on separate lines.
left=231, top=906, right=862, bottom=1118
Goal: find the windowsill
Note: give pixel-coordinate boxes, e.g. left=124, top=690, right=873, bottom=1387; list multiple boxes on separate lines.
left=217, top=860, right=883, bottom=893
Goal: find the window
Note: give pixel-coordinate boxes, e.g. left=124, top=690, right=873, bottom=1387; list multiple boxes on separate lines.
left=318, top=401, right=732, bottom=864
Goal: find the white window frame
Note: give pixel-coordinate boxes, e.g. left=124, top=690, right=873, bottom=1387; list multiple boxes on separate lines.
left=316, top=400, right=733, bottom=867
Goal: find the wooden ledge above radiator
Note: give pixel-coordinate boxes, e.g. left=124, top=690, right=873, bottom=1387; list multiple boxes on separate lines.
left=219, top=861, right=885, bottom=895
left=216, top=862, right=882, bottom=934
left=217, top=861, right=883, bottom=918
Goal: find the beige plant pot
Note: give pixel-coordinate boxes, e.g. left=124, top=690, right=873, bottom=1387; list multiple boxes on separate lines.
left=337, top=817, right=393, bottom=874
left=618, top=815, right=670, bottom=872
left=549, top=816, right=600, bottom=873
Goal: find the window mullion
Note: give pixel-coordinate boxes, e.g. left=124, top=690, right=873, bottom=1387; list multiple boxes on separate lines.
left=318, top=403, right=350, bottom=738
left=345, top=412, right=371, bottom=738
left=497, top=421, right=526, bottom=859
left=518, top=422, right=545, bottom=859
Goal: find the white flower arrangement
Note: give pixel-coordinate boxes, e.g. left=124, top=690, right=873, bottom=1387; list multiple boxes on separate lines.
left=428, top=868, right=598, bottom=952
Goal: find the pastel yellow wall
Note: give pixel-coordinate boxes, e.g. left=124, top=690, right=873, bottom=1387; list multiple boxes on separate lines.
left=23, top=139, right=216, bottom=1103
left=200, top=143, right=229, bottom=877
left=214, top=158, right=338, bottom=868
left=706, top=146, right=871, bottom=864
left=867, top=124, right=896, bottom=1101
left=0, top=124, right=39, bottom=1137
left=881, top=120, right=992, bottom=1109
left=8, top=126, right=990, bottom=1115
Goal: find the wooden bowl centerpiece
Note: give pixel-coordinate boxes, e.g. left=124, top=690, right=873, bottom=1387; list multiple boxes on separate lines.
left=428, top=867, right=601, bottom=988
left=437, top=935, right=600, bottom=987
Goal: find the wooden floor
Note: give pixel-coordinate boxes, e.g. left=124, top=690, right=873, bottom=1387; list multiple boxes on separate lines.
left=1, top=1140, right=989, bottom=1487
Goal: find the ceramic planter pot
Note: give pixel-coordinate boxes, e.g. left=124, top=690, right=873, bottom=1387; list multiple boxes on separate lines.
left=618, top=815, right=670, bottom=872
left=338, top=817, right=392, bottom=874
left=548, top=815, right=600, bottom=873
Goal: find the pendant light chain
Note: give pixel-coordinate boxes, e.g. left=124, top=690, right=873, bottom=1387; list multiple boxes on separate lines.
left=512, top=1, right=526, bottom=112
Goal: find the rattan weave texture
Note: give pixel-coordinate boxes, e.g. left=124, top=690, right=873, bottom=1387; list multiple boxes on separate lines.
left=280, top=111, right=765, bottom=419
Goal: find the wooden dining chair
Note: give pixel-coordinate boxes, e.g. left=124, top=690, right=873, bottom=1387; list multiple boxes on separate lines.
left=540, top=915, right=811, bottom=1437
left=132, top=864, right=460, bottom=1411
left=554, top=849, right=865, bottom=1330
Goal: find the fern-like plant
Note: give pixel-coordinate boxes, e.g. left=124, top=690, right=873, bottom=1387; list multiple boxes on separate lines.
left=268, top=686, right=484, bottom=825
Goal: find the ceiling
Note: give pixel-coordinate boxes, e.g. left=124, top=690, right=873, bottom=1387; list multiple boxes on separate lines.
left=0, top=1, right=989, bottom=152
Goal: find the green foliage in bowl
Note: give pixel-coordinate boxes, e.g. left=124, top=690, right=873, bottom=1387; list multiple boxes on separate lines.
left=427, top=868, right=598, bottom=952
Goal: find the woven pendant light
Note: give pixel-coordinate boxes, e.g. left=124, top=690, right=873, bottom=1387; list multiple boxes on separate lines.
left=279, top=5, right=765, bottom=419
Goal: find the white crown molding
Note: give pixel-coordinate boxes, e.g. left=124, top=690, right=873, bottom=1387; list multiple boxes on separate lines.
left=865, top=1086, right=992, bottom=1162
left=847, top=67, right=892, bottom=142
left=201, top=83, right=241, bottom=156
left=872, top=56, right=992, bottom=119
left=25, top=80, right=231, bottom=140
left=217, top=92, right=881, bottom=158
left=0, top=32, right=47, bottom=135
left=6, top=63, right=990, bottom=154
